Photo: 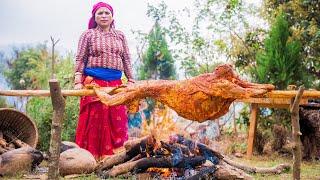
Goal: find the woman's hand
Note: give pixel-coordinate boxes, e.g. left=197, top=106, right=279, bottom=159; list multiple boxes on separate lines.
left=127, top=79, right=135, bottom=85
left=74, top=83, right=83, bottom=90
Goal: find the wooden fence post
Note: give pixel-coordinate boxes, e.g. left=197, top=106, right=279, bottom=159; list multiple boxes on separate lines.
left=246, top=103, right=258, bottom=158
left=48, top=79, right=66, bottom=179
left=290, top=86, right=304, bottom=180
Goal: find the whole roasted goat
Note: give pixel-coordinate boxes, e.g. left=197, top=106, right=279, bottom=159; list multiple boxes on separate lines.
left=94, top=64, right=274, bottom=122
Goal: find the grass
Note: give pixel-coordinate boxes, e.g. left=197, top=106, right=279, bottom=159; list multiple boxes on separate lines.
left=231, top=155, right=320, bottom=180
left=1, top=152, right=319, bottom=179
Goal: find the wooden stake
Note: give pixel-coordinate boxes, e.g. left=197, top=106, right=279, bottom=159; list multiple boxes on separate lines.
left=246, top=103, right=258, bottom=158
left=290, top=86, right=304, bottom=180
left=48, top=79, right=66, bottom=179
left=50, top=36, right=59, bottom=79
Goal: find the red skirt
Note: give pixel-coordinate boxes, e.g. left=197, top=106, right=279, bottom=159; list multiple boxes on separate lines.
left=75, top=78, right=128, bottom=158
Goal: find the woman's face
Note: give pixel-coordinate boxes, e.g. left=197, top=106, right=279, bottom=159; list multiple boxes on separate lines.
left=95, top=7, right=113, bottom=29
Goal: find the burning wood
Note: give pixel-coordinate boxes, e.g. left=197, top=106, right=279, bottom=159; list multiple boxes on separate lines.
left=147, top=167, right=171, bottom=177
left=96, top=134, right=290, bottom=179
left=96, top=135, right=156, bottom=173
left=104, top=156, right=206, bottom=177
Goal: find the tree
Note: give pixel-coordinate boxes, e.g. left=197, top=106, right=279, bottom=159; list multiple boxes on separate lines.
left=3, top=44, right=50, bottom=90
left=265, top=0, right=320, bottom=86
left=138, top=22, right=176, bottom=80
left=134, top=22, right=177, bottom=126
left=254, top=12, right=308, bottom=90
left=141, top=0, right=260, bottom=78
left=233, top=0, right=320, bottom=88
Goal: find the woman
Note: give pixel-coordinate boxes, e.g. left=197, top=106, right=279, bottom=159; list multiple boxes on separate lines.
left=74, top=2, right=134, bottom=160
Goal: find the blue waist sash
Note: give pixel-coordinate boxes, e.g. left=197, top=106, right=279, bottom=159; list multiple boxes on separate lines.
left=84, top=67, right=122, bottom=81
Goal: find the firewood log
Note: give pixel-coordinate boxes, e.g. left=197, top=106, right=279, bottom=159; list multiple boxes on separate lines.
left=161, top=141, right=191, bottom=156
left=103, top=156, right=206, bottom=177
left=59, top=148, right=97, bottom=176
left=4, top=131, right=30, bottom=148
left=223, top=157, right=290, bottom=174
left=215, top=161, right=253, bottom=180
left=96, top=135, right=156, bottom=172
left=123, top=135, right=151, bottom=150
left=171, top=134, right=224, bottom=163
left=0, top=147, right=44, bottom=176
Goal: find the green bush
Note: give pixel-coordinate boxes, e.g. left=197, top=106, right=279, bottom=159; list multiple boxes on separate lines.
left=0, top=97, right=8, bottom=108
left=2, top=45, right=80, bottom=151
left=27, top=96, right=79, bottom=151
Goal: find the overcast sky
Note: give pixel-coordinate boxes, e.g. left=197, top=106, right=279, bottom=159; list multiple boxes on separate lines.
left=0, top=0, right=194, bottom=56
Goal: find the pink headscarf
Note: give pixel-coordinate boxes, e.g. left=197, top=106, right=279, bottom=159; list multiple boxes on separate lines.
left=88, top=2, right=114, bottom=29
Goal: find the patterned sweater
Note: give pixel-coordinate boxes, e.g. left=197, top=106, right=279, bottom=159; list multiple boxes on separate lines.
left=74, top=26, right=133, bottom=81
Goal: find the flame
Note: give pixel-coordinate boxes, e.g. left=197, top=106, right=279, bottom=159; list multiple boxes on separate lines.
left=147, top=167, right=172, bottom=177
left=141, top=105, right=181, bottom=141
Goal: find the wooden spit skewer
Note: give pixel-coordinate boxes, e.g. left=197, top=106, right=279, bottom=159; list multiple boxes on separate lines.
left=0, top=89, right=319, bottom=99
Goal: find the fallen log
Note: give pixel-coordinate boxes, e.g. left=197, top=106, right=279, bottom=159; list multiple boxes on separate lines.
left=223, top=157, right=290, bottom=174
left=103, top=156, right=206, bottom=177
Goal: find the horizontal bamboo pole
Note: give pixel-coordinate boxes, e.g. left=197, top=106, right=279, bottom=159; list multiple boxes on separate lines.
left=0, top=89, right=319, bottom=99
left=263, top=90, right=320, bottom=99
left=0, top=89, right=96, bottom=97
left=236, top=98, right=308, bottom=108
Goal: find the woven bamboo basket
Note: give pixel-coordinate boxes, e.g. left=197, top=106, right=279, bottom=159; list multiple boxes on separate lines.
left=0, top=108, right=38, bottom=148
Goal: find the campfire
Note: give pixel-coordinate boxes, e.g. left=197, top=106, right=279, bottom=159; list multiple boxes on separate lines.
left=96, top=134, right=223, bottom=179
left=95, top=112, right=291, bottom=180
left=93, top=106, right=289, bottom=179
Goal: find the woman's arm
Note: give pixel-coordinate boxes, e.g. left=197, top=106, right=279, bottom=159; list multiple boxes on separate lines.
left=74, top=31, right=90, bottom=85
left=120, top=32, right=134, bottom=82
